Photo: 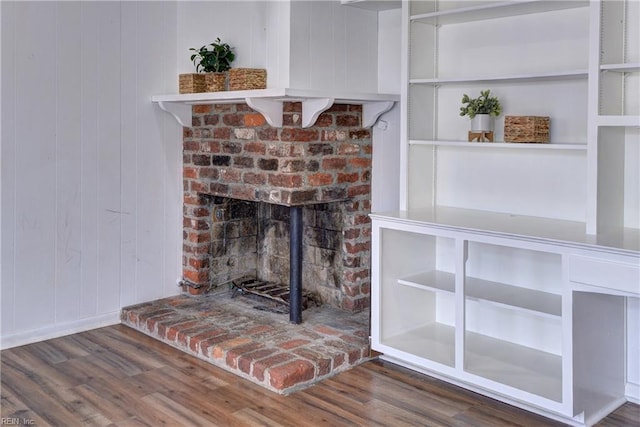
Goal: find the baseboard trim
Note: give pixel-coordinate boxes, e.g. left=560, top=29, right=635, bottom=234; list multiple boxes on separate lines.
left=0, top=312, right=121, bottom=350
left=377, top=355, right=621, bottom=427
left=626, top=382, right=640, bottom=404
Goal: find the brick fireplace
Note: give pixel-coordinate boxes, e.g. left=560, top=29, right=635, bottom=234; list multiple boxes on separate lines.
left=181, top=102, right=372, bottom=314
left=122, top=100, right=376, bottom=394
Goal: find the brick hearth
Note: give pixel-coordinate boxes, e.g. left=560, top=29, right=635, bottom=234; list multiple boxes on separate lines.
left=121, top=291, right=370, bottom=394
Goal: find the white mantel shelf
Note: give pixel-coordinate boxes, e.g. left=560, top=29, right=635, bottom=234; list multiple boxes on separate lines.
left=152, top=87, right=399, bottom=129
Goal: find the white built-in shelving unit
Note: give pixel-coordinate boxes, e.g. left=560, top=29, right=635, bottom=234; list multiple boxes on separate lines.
left=370, top=1, right=639, bottom=425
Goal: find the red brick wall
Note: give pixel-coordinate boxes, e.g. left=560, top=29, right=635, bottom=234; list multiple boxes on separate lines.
left=182, top=102, right=371, bottom=312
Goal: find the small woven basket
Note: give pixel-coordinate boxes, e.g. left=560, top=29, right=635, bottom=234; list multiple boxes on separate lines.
left=504, top=116, right=550, bottom=143
left=205, top=72, right=227, bottom=92
left=228, top=68, right=267, bottom=91
left=179, top=74, right=206, bottom=94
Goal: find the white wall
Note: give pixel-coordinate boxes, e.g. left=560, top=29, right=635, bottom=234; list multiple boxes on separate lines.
left=1, top=1, right=182, bottom=348
left=176, top=1, right=379, bottom=93
left=176, top=2, right=269, bottom=75
left=289, top=1, right=378, bottom=92
left=372, top=7, right=402, bottom=212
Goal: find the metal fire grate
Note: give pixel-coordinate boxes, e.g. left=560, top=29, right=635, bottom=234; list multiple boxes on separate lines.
left=231, top=276, right=318, bottom=313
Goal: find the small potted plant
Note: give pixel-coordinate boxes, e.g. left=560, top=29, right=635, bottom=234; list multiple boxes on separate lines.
left=459, top=89, right=502, bottom=132
left=188, top=38, right=235, bottom=92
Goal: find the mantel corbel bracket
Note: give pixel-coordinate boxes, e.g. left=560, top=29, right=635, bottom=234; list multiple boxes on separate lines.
left=302, top=98, right=334, bottom=128
left=247, top=97, right=335, bottom=128
left=362, top=101, right=395, bottom=128
left=157, top=101, right=192, bottom=127
left=245, top=97, right=283, bottom=128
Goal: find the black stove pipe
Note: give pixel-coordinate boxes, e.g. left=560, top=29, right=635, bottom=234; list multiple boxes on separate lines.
left=289, top=206, right=303, bottom=324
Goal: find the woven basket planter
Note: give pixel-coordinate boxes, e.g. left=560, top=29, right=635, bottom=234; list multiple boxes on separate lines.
left=229, top=68, right=266, bottom=91
left=205, top=72, right=227, bottom=92
left=504, top=116, right=550, bottom=143
left=179, top=74, right=206, bottom=94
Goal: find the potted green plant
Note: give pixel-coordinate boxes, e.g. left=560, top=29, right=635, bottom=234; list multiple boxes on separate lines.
left=189, top=38, right=236, bottom=92
left=459, top=89, right=502, bottom=131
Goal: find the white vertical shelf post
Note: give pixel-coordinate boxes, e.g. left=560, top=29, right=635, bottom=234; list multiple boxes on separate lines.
left=455, top=238, right=468, bottom=370
left=586, top=0, right=603, bottom=235
left=561, top=254, right=574, bottom=415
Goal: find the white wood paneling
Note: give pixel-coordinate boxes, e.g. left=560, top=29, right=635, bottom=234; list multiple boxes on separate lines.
left=372, top=7, right=402, bottom=213
left=289, top=1, right=378, bottom=92
left=177, top=1, right=378, bottom=93
left=264, top=1, right=291, bottom=89
left=135, top=1, right=181, bottom=304
left=176, top=1, right=268, bottom=76
left=96, top=2, right=123, bottom=315
left=79, top=2, right=100, bottom=319
left=1, top=0, right=16, bottom=334
left=344, top=4, right=378, bottom=91
left=13, top=2, right=58, bottom=331
left=1, top=1, right=181, bottom=348
left=55, top=2, right=83, bottom=323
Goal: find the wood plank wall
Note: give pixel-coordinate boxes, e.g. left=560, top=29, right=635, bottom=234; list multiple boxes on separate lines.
left=1, top=1, right=182, bottom=347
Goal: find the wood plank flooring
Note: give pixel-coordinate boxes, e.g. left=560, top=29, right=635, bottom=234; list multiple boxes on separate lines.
left=1, top=325, right=638, bottom=426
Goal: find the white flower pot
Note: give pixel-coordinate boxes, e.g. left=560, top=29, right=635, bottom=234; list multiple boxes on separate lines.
left=470, top=114, right=494, bottom=132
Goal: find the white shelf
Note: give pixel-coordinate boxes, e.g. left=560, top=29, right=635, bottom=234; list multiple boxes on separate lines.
left=152, top=87, right=398, bottom=128
left=410, top=0, right=587, bottom=26
left=465, top=331, right=563, bottom=402
left=410, top=69, right=588, bottom=86
left=370, top=207, right=640, bottom=254
left=341, top=0, right=401, bottom=11
left=398, top=270, right=455, bottom=293
left=382, top=323, right=455, bottom=367
left=597, top=115, right=640, bottom=127
left=398, top=269, right=561, bottom=317
left=409, top=140, right=587, bottom=151
left=466, top=277, right=562, bottom=318
left=600, top=62, right=640, bottom=73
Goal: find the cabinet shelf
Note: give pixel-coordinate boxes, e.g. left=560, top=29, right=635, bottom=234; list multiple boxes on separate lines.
left=597, top=115, right=640, bottom=127
left=410, top=0, right=587, bottom=26
left=370, top=208, right=640, bottom=254
left=465, top=331, right=562, bottom=402
left=341, top=0, right=400, bottom=11
left=382, top=323, right=455, bottom=367
left=398, top=270, right=455, bottom=293
left=409, top=69, right=588, bottom=86
left=398, top=269, right=561, bottom=317
left=466, top=277, right=561, bottom=318
left=600, top=63, right=640, bottom=73
left=409, top=139, right=587, bottom=151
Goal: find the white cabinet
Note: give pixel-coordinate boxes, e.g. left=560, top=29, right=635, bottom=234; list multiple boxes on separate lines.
left=371, top=2, right=639, bottom=424
left=371, top=213, right=636, bottom=425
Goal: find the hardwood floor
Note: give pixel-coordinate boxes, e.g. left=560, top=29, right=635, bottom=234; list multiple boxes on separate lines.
left=1, top=325, right=638, bottom=426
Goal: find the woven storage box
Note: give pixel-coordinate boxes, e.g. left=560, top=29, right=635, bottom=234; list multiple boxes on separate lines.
left=504, top=116, right=550, bottom=143
left=179, top=74, right=206, bottom=94
left=205, top=72, right=226, bottom=92
left=228, top=68, right=267, bottom=91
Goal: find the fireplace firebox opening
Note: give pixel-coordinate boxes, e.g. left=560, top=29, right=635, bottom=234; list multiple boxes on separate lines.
left=181, top=102, right=373, bottom=315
